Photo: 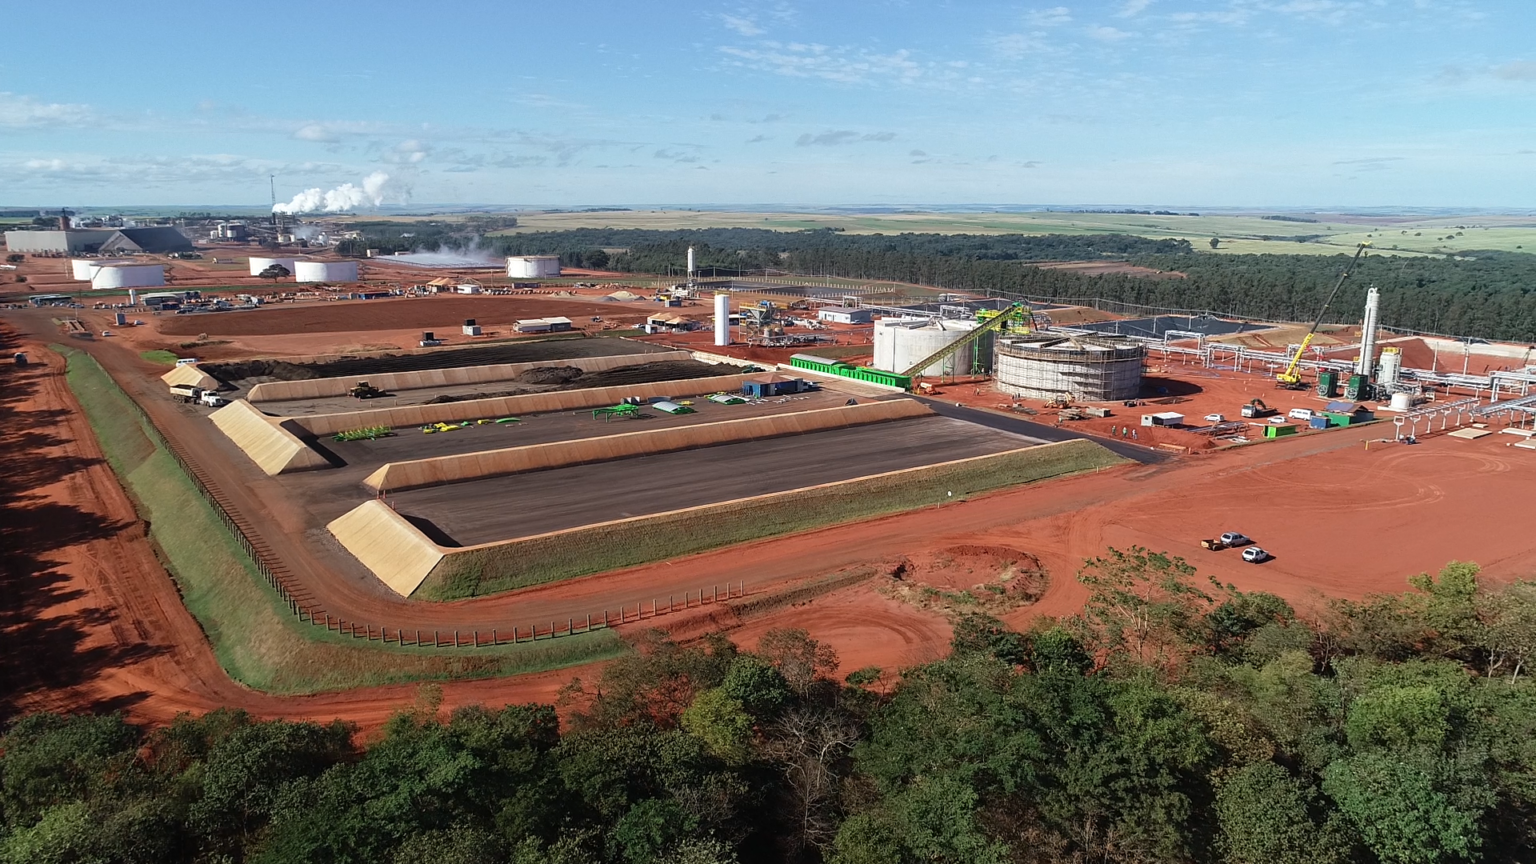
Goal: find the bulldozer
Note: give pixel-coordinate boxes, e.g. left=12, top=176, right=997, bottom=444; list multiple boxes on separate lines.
left=349, top=381, right=387, bottom=399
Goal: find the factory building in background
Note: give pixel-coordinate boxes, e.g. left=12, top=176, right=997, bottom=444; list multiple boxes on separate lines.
left=3, top=227, right=194, bottom=255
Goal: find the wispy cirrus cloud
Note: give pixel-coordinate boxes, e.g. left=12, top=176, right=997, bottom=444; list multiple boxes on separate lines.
left=1026, top=6, right=1072, bottom=27
left=718, top=41, right=925, bottom=85
left=796, top=130, right=895, bottom=146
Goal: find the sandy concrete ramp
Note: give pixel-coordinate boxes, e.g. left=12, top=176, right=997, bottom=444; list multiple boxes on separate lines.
left=327, top=500, right=446, bottom=597
left=246, top=350, right=694, bottom=402
left=160, top=363, right=220, bottom=391
left=209, top=400, right=332, bottom=475
left=363, top=399, right=931, bottom=492
left=294, top=372, right=762, bottom=436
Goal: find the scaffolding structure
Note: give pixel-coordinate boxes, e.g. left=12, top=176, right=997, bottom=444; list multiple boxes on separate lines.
left=994, top=336, right=1146, bottom=401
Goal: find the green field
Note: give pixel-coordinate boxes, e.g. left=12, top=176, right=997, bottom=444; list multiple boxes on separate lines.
left=482, top=209, right=1536, bottom=258
left=57, top=345, right=625, bottom=693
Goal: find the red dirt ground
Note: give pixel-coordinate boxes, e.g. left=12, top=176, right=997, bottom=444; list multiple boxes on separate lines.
left=156, top=295, right=645, bottom=337
left=11, top=301, right=1536, bottom=728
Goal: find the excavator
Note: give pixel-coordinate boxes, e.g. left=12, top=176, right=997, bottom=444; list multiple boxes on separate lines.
left=1276, top=242, right=1369, bottom=389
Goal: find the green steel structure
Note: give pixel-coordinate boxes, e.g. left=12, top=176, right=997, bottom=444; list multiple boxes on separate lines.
left=789, top=354, right=913, bottom=390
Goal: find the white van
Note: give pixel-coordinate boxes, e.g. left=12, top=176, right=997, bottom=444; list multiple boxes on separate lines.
left=1287, top=408, right=1314, bottom=421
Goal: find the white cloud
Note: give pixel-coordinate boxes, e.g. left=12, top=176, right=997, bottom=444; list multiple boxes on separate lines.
left=1026, top=6, right=1072, bottom=26
left=988, top=31, right=1052, bottom=59
left=1088, top=25, right=1134, bottom=41
left=0, top=92, right=94, bottom=128
left=1117, top=0, right=1153, bottom=16
left=719, top=13, right=765, bottom=36
left=719, top=42, right=924, bottom=85
left=796, top=130, right=895, bottom=146
left=294, top=123, right=340, bottom=142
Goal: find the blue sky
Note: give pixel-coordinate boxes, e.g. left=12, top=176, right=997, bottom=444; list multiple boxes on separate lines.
left=2, top=0, right=1532, bottom=208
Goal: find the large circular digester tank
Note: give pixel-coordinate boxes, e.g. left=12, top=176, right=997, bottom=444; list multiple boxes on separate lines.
left=994, top=335, right=1145, bottom=401
left=90, top=263, right=165, bottom=290
left=872, top=318, right=986, bottom=377
left=248, top=256, right=299, bottom=277
left=293, top=260, right=359, bottom=283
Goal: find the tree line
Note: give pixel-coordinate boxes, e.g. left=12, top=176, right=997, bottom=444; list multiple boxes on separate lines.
left=481, top=228, right=1536, bottom=342
left=6, top=553, right=1536, bottom=863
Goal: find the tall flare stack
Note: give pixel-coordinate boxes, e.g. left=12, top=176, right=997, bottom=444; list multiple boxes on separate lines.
left=1357, top=285, right=1380, bottom=378
left=714, top=293, right=731, bottom=346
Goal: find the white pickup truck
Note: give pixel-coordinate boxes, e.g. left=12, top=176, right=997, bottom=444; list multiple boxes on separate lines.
left=169, top=384, right=229, bottom=407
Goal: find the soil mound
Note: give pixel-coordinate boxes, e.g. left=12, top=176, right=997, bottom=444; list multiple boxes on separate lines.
left=516, top=366, right=584, bottom=385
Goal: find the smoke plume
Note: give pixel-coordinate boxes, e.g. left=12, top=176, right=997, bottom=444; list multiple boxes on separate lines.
left=273, top=171, right=407, bottom=213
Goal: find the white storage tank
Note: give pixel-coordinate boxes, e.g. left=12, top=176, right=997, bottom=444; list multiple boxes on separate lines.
left=714, top=293, right=731, bottom=346
left=1389, top=391, right=1414, bottom=412
left=248, top=256, right=299, bottom=277
left=90, top=263, right=165, bottom=290
left=872, top=318, right=984, bottom=377
left=293, top=260, right=359, bottom=283
left=71, top=258, right=128, bottom=280
left=506, top=255, right=562, bottom=278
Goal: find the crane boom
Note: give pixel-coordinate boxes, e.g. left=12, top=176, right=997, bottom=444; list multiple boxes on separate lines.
left=1277, top=242, right=1370, bottom=387
left=899, top=302, right=1023, bottom=379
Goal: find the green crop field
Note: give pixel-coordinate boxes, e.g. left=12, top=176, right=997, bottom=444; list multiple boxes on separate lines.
left=57, top=346, right=625, bottom=693
left=417, top=438, right=1126, bottom=601
left=479, top=209, right=1536, bottom=258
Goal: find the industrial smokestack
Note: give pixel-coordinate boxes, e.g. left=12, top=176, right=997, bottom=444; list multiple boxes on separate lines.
left=1356, top=286, right=1380, bottom=377
left=687, top=246, right=696, bottom=280
left=714, top=293, right=730, bottom=347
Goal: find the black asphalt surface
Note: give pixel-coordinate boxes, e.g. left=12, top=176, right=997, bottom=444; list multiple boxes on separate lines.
left=913, top=397, right=1169, bottom=465
left=390, top=415, right=1039, bottom=545
left=1072, top=314, right=1268, bottom=339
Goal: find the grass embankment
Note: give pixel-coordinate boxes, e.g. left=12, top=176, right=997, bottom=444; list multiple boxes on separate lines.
left=56, top=346, right=624, bottom=694
left=418, top=439, right=1125, bottom=600
left=139, top=349, right=179, bottom=365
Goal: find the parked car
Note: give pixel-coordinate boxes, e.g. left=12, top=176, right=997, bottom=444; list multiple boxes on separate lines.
left=1269, top=416, right=1289, bottom=424
left=1241, top=546, right=1269, bottom=563
left=1204, top=413, right=1225, bottom=423
left=1220, top=532, right=1250, bottom=547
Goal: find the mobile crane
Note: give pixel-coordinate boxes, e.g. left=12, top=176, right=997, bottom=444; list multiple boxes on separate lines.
left=1276, top=242, right=1369, bottom=389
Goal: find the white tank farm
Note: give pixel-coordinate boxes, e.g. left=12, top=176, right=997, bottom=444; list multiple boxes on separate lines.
left=294, top=260, right=359, bottom=283
left=90, top=263, right=165, bottom=290
left=248, top=256, right=299, bottom=277
left=994, top=335, right=1145, bottom=401
left=506, top=255, right=562, bottom=278
left=872, top=318, right=985, bottom=377
left=71, top=258, right=129, bottom=280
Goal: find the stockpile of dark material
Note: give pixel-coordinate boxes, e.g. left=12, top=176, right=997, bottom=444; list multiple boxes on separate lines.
left=201, top=338, right=665, bottom=384
left=422, top=360, right=722, bottom=403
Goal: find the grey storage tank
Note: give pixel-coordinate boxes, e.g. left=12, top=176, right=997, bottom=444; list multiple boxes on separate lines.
left=994, top=335, right=1145, bottom=401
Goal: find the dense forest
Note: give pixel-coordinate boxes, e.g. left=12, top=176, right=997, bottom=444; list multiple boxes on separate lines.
left=344, top=221, right=1536, bottom=340
left=8, top=552, right=1536, bottom=864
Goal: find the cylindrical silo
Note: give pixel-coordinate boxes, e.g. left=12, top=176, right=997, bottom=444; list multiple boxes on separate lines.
left=90, top=264, right=165, bottom=290
left=1389, top=391, right=1413, bottom=411
left=293, top=260, right=359, bottom=283
left=994, top=336, right=1145, bottom=401
left=1377, top=346, right=1402, bottom=387
left=72, top=259, right=128, bottom=280
left=249, top=256, right=299, bottom=277
left=873, top=318, right=984, bottom=377
left=506, top=256, right=562, bottom=278
left=714, top=293, right=731, bottom=346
